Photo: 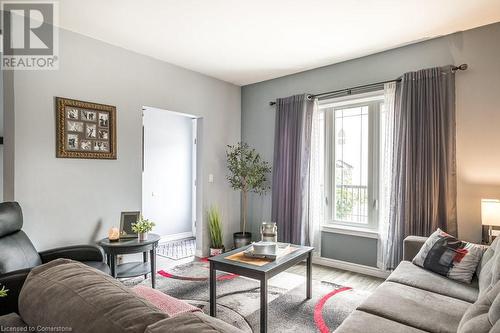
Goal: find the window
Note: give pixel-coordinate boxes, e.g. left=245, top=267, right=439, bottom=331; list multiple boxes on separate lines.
left=322, top=92, right=384, bottom=230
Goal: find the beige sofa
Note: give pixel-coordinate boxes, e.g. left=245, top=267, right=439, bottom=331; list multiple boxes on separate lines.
left=336, top=236, right=500, bottom=333
left=0, top=259, right=243, bottom=333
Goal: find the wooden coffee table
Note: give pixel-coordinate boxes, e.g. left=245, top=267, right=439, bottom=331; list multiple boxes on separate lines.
left=208, top=244, right=313, bottom=333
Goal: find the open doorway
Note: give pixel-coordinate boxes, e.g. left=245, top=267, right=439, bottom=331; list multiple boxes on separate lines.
left=142, top=106, right=198, bottom=264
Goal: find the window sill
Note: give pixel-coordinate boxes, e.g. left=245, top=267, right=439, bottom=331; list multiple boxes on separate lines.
left=321, top=224, right=379, bottom=239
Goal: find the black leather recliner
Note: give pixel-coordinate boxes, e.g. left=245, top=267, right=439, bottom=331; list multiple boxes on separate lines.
left=0, top=201, right=110, bottom=315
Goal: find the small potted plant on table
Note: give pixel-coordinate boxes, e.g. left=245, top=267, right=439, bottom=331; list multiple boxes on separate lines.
left=226, top=142, right=271, bottom=248
left=132, top=215, right=155, bottom=241
left=208, top=206, right=224, bottom=256
left=0, top=284, right=8, bottom=298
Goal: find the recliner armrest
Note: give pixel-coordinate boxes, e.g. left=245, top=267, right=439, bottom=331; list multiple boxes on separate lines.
left=39, top=244, right=104, bottom=263
left=0, top=268, right=31, bottom=316
left=403, top=236, right=428, bottom=261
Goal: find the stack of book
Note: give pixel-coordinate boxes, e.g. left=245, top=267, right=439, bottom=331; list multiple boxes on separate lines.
left=243, top=242, right=291, bottom=260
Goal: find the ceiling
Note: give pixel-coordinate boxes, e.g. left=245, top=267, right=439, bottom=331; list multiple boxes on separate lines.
left=59, top=0, right=500, bottom=86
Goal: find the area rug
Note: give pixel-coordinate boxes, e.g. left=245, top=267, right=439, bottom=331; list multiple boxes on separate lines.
left=156, top=238, right=196, bottom=260
left=128, top=259, right=371, bottom=332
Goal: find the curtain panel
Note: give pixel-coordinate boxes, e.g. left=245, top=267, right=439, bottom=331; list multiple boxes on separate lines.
left=385, top=66, right=457, bottom=269
left=271, top=94, right=314, bottom=245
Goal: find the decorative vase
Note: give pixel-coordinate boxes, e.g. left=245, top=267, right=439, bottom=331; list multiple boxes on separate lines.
left=138, top=232, right=148, bottom=241
left=260, top=222, right=278, bottom=243
left=209, top=247, right=224, bottom=257
left=233, top=232, right=252, bottom=248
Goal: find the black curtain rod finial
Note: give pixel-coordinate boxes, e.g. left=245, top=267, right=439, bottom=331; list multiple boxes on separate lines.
left=452, top=64, right=468, bottom=72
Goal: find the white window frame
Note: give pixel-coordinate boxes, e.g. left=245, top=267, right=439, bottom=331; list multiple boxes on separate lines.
left=321, top=91, right=384, bottom=231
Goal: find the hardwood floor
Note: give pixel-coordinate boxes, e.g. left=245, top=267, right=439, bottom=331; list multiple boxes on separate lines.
left=155, top=254, right=384, bottom=292
left=286, top=262, right=384, bottom=292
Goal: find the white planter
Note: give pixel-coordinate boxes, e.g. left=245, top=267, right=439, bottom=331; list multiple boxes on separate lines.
left=209, top=247, right=224, bottom=257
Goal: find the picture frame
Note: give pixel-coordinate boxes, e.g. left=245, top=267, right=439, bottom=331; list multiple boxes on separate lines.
left=55, top=97, right=117, bottom=159
left=119, top=211, right=140, bottom=239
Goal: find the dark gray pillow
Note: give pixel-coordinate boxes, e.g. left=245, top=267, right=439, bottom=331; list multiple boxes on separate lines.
left=19, top=259, right=168, bottom=333
left=458, top=280, right=500, bottom=333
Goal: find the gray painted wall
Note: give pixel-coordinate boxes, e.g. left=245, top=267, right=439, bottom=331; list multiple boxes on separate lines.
left=242, top=22, right=500, bottom=250
left=321, top=233, right=378, bottom=267
left=5, top=28, right=241, bottom=253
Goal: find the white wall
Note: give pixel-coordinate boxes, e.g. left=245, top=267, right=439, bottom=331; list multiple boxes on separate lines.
left=4, top=27, right=241, bottom=254
left=142, top=108, right=194, bottom=238
left=242, top=22, right=500, bottom=244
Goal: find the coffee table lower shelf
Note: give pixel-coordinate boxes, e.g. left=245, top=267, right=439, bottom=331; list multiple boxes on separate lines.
left=116, top=262, right=151, bottom=278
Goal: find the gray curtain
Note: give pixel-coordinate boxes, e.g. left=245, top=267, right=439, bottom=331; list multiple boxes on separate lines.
left=386, top=66, right=457, bottom=269
left=271, top=94, right=314, bottom=245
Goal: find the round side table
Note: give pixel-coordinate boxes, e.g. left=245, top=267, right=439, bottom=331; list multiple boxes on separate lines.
left=99, top=233, right=160, bottom=288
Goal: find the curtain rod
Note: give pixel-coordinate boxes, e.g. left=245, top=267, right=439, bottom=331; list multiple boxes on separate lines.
left=269, top=64, right=468, bottom=106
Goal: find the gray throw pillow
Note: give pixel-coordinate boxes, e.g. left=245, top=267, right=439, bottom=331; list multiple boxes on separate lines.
left=413, top=229, right=487, bottom=284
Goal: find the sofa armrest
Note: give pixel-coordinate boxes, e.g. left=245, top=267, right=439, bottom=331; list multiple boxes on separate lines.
left=39, top=244, right=104, bottom=263
left=0, top=268, right=31, bottom=316
left=403, top=236, right=428, bottom=261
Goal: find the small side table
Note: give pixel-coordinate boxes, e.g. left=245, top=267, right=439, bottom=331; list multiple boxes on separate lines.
left=99, top=233, right=160, bottom=288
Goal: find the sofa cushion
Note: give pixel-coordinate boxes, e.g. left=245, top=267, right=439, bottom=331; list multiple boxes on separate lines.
left=387, top=260, right=478, bottom=303
left=357, top=281, right=470, bottom=333
left=19, top=259, right=169, bottom=333
left=412, top=228, right=486, bottom=284
left=0, top=202, right=23, bottom=237
left=145, top=312, right=244, bottom=333
left=478, top=237, right=500, bottom=298
left=0, top=231, right=41, bottom=274
left=458, top=280, right=500, bottom=333
left=335, top=310, right=428, bottom=333
left=0, top=313, right=30, bottom=331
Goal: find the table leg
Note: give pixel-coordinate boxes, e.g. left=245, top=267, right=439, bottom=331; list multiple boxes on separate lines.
left=143, top=252, right=148, bottom=279
left=110, top=254, right=117, bottom=278
left=260, top=277, right=268, bottom=333
left=306, top=251, right=312, bottom=299
left=150, top=246, right=156, bottom=289
left=209, top=261, right=216, bottom=317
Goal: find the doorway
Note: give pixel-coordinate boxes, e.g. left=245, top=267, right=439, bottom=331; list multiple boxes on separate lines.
left=142, top=106, right=198, bottom=262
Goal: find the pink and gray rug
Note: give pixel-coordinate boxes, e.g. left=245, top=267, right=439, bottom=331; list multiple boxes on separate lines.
left=128, top=259, right=370, bottom=332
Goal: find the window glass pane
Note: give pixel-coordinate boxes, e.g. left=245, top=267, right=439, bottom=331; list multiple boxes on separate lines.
left=334, top=106, right=368, bottom=224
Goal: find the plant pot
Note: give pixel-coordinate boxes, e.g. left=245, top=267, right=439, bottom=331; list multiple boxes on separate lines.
left=233, top=232, right=252, bottom=248
left=138, top=232, right=148, bottom=241
left=209, top=247, right=225, bottom=257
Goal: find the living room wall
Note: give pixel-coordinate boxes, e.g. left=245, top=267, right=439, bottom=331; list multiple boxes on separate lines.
left=3, top=27, right=241, bottom=254
left=242, top=22, right=500, bottom=254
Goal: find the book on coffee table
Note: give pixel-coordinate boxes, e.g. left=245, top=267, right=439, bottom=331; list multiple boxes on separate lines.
left=243, top=242, right=290, bottom=260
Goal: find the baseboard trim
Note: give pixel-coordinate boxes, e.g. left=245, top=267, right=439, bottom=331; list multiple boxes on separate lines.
left=159, top=232, right=194, bottom=243
left=312, top=256, right=390, bottom=279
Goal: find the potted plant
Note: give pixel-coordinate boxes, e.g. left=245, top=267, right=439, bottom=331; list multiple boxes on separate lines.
left=208, top=206, right=224, bottom=256
left=132, top=215, right=155, bottom=241
left=226, top=142, right=271, bottom=248
left=0, top=284, right=8, bottom=298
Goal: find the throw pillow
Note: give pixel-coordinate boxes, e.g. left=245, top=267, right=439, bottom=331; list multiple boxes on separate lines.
left=413, top=229, right=487, bottom=283
left=131, top=285, right=201, bottom=317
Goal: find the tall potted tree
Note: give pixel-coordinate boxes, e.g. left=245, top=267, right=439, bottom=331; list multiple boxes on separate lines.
left=226, top=142, right=271, bottom=248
